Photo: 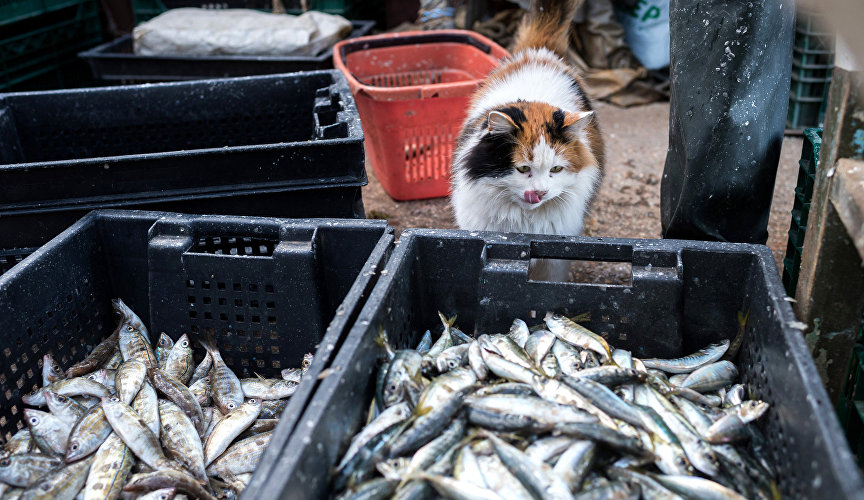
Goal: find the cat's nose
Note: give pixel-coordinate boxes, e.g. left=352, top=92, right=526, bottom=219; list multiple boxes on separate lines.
left=524, top=190, right=547, bottom=204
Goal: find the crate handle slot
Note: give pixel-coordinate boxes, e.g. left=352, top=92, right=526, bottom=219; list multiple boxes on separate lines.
left=147, top=215, right=325, bottom=355
left=477, top=239, right=684, bottom=356
left=314, top=87, right=348, bottom=140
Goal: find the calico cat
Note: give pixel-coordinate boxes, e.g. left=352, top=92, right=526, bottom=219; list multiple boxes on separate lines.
left=450, top=0, right=605, bottom=281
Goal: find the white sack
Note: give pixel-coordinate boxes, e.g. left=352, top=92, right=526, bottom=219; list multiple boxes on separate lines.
left=133, top=8, right=352, bottom=57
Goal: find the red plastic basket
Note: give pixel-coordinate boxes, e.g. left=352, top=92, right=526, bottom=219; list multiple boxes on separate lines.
left=333, top=30, right=509, bottom=201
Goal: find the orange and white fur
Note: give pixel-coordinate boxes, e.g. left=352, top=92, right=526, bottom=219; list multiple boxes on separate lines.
left=450, top=0, right=604, bottom=281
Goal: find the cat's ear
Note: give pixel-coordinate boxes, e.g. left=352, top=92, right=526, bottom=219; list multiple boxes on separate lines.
left=487, top=111, right=518, bottom=135
left=563, top=111, right=594, bottom=135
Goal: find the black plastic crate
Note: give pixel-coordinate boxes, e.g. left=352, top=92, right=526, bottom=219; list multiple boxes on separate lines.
left=254, top=229, right=864, bottom=500
left=0, top=70, right=366, bottom=253
left=0, top=179, right=367, bottom=268
left=149, top=0, right=357, bottom=16
left=79, top=20, right=375, bottom=82
left=0, top=210, right=393, bottom=488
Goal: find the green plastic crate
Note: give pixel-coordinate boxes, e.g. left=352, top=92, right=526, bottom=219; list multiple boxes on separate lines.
left=0, top=0, right=91, bottom=26
left=0, top=0, right=103, bottom=90
left=837, top=319, right=864, bottom=465
left=782, top=127, right=822, bottom=297
left=787, top=11, right=834, bottom=130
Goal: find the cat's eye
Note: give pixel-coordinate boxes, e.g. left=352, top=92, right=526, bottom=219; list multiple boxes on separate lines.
left=550, top=165, right=564, bottom=173
left=516, top=165, right=530, bottom=173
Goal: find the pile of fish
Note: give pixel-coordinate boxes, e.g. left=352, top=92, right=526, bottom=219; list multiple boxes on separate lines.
left=0, top=298, right=312, bottom=500
left=332, top=312, right=777, bottom=500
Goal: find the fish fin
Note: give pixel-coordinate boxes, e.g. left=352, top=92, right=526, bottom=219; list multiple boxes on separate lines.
left=570, top=312, right=591, bottom=323
left=374, top=326, right=395, bottom=359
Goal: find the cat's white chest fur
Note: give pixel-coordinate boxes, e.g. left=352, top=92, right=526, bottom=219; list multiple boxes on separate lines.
left=451, top=164, right=601, bottom=236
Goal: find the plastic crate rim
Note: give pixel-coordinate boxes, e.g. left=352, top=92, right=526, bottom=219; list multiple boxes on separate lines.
left=78, top=21, right=376, bottom=63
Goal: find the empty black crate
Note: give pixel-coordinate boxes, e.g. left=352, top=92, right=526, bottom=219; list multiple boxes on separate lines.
left=0, top=209, right=393, bottom=495
left=0, top=70, right=366, bottom=258
left=259, top=229, right=864, bottom=500
left=79, top=21, right=375, bottom=82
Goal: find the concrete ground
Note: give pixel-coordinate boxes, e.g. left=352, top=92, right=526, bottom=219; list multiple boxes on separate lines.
left=361, top=101, right=802, bottom=283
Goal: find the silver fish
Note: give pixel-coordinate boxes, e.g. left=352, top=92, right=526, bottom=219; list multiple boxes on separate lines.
left=206, top=431, right=272, bottom=478
left=199, top=339, right=244, bottom=414
left=42, top=354, right=65, bottom=387
left=508, top=319, right=530, bottom=349
left=641, top=340, right=730, bottom=374
left=679, top=361, right=739, bottom=393
left=649, top=474, right=747, bottom=500
left=155, top=333, right=174, bottom=369
left=111, top=298, right=150, bottom=342
left=118, top=324, right=157, bottom=370
left=23, top=378, right=112, bottom=407
left=240, top=378, right=298, bottom=400
left=553, top=441, right=596, bottom=492
left=65, top=405, right=112, bottom=463
left=189, top=376, right=212, bottom=407
left=44, top=392, right=86, bottom=430
left=483, top=431, right=574, bottom=500
left=115, top=360, right=147, bottom=405
left=100, top=397, right=172, bottom=470
left=4, top=429, right=32, bottom=455
left=0, top=454, right=63, bottom=488
left=164, top=334, right=194, bottom=385
left=131, top=381, right=161, bottom=437
left=189, top=351, right=212, bottom=387
left=17, top=455, right=94, bottom=500
left=24, top=409, right=71, bottom=457
left=203, top=398, right=262, bottom=466
left=158, top=401, right=207, bottom=482
left=705, top=401, right=770, bottom=444
left=524, top=330, right=557, bottom=368
left=81, top=433, right=134, bottom=500
left=544, top=313, right=613, bottom=363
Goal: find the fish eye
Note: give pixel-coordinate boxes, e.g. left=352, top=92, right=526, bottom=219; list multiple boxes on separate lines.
left=126, top=326, right=134, bottom=332
left=515, top=165, right=530, bottom=173
left=449, top=361, right=457, bottom=368
left=181, top=341, right=188, bottom=347
left=111, top=397, right=120, bottom=402
left=0, top=459, right=9, bottom=466
left=29, top=417, right=39, bottom=425
left=70, top=443, right=79, bottom=451
left=550, top=165, right=564, bottom=173
left=389, top=384, right=397, bottom=392
left=675, top=457, right=686, bottom=466
left=227, top=403, right=236, bottom=409
left=249, top=399, right=258, bottom=404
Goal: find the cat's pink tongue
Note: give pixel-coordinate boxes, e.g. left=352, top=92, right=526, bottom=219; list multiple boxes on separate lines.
left=524, top=191, right=542, bottom=204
